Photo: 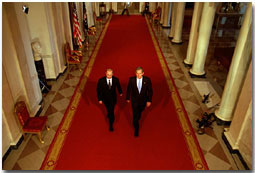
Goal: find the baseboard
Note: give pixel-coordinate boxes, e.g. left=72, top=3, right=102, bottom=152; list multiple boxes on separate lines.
left=60, top=66, right=67, bottom=74
left=2, top=136, right=24, bottom=164
left=183, top=61, right=193, bottom=68
left=46, top=67, right=67, bottom=81
left=222, top=132, right=250, bottom=170
left=189, top=71, right=206, bottom=78
left=34, top=101, right=43, bottom=118
left=162, top=25, right=171, bottom=29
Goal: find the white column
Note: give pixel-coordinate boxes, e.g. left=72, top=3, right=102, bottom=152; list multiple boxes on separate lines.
left=45, top=3, right=61, bottom=76
left=169, top=2, right=176, bottom=38
left=139, top=2, right=144, bottom=13
left=104, top=2, right=109, bottom=12
left=189, top=2, right=217, bottom=76
left=215, top=3, right=252, bottom=121
left=223, top=61, right=252, bottom=169
left=171, top=2, right=185, bottom=43
left=184, top=2, right=203, bottom=65
left=2, top=75, right=22, bottom=145
left=86, top=2, right=95, bottom=28
left=162, top=2, right=171, bottom=27
left=62, top=2, right=73, bottom=50
left=149, top=2, right=156, bottom=13
left=2, top=110, right=17, bottom=154
left=4, top=3, right=42, bottom=113
left=160, top=2, right=165, bottom=24
left=51, top=2, right=67, bottom=73
left=95, top=2, right=100, bottom=17
left=112, top=2, right=117, bottom=12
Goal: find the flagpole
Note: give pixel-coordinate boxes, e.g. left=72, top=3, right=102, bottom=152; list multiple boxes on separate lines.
left=72, top=2, right=83, bottom=49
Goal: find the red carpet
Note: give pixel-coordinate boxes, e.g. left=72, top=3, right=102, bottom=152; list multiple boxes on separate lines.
left=41, top=15, right=208, bottom=170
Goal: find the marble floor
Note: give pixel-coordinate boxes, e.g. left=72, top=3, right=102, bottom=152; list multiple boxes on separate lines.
left=2, top=14, right=245, bottom=170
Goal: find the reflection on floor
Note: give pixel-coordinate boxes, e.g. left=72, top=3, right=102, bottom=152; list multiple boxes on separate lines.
left=3, top=14, right=245, bottom=170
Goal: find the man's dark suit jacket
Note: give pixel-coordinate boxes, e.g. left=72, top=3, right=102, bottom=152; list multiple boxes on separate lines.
left=97, top=76, right=122, bottom=104
left=126, top=76, right=153, bottom=107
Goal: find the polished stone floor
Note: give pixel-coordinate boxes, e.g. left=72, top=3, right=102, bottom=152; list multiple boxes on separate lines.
left=2, top=14, right=245, bottom=170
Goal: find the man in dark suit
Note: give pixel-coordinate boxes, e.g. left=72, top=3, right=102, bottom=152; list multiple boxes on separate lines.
left=126, top=67, right=153, bottom=137
left=121, top=2, right=130, bottom=16
left=97, top=69, right=123, bottom=131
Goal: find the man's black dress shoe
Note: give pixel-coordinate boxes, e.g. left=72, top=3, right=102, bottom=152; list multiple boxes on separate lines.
left=134, top=131, right=139, bottom=137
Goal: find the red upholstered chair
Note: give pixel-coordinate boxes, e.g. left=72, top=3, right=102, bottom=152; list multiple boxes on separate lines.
left=152, top=7, right=161, bottom=24
left=87, top=26, right=97, bottom=37
left=65, top=42, right=83, bottom=71
left=14, top=101, right=50, bottom=144
left=93, top=12, right=103, bottom=25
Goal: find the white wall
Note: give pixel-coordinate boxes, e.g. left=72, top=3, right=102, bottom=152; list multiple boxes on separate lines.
left=2, top=2, right=72, bottom=154
left=2, top=111, right=14, bottom=157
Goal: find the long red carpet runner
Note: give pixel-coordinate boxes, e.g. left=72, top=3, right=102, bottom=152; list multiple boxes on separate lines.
left=41, top=15, right=208, bottom=170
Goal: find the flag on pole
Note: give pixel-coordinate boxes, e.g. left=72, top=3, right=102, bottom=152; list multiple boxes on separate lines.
left=83, top=2, right=88, bottom=31
left=72, top=2, right=82, bottom=48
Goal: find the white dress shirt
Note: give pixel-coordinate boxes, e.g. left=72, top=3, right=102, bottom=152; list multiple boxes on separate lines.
left=106, top=78, right=112, bottom=86
left=137, top=77, right=143, bottom=93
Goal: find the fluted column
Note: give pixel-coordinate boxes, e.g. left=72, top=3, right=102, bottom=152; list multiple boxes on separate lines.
left=139, top=2, right=144, bottom=13
left=160, top=2, right=165, bottom=24
left=162, top=2, right=171, bottom=27
left=184, top=2, right=203, bottom=66
left=52, top=2, right=67, bottom=73
left=169, top=2, right=176, bottom=38
left=215, top=3, right=252, bottom=122
left=85, top=2, right=94, bottom=28
left=223, top=62, right=252, bottom=149
left=149, top=2, right=156, bottom=13
left=105, top=2, right=110, bottom=12
left=189, top=2, right=217, bottom=76
left=3, top=2, right=42, bottom=114
left=171, top=2, right=185, bottom=43
left=224, top=84, right=252, bottom=168
left=223, top=61, right=252, bottom=167
left=112, top=2, right=117, bottom=12
left=95, top=2, right=100, bottom=17
left=62, top=2, right=73, bottom=50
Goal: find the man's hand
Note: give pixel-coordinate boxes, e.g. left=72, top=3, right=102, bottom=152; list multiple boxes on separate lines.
left=120, top=94, right=123, bottom=96
left=99, top=101, right=103, bottom=104
left=126, top=100, right=130, bottom=103
left=146, top=102, right=151, bottom=107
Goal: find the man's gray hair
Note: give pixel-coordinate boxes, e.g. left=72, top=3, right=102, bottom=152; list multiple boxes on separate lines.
left=136, top=66, right=144, bottom=72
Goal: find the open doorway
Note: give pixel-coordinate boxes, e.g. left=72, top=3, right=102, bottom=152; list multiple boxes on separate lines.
left=117, top=2, right=140, bottom=14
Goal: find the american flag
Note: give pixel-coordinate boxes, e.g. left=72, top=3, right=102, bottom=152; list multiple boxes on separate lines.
left=73, top=3, right=82, bottom=48
left=83, top=2, right=88, bottom=31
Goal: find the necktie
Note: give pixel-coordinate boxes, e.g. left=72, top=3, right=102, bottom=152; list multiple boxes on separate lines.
left=108, top=80, right=111, bottom=89
left=138, top=79, right=141, bottom=93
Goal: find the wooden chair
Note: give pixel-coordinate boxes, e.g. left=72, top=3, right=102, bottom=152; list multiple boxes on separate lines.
left=65, top=42, right=83, bottom=71
left=93, top=12, right=103, bottom=25
left=88, top=26, right=97, bottom=37
left=14, top=101, right=50, bottom=144
left=152, top=7, right=161, bottom=24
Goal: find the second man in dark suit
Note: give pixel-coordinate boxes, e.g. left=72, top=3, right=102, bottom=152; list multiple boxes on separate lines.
left=97, top=69, right=123, bottom=132
left=126, top=67, right=153, bottom=137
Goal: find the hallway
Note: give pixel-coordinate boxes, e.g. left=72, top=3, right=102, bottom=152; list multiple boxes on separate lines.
left=3, top=14, right=244, bottom=170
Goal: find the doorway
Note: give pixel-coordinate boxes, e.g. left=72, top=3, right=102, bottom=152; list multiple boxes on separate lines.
left=117, top=2, right=140, bottom=14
